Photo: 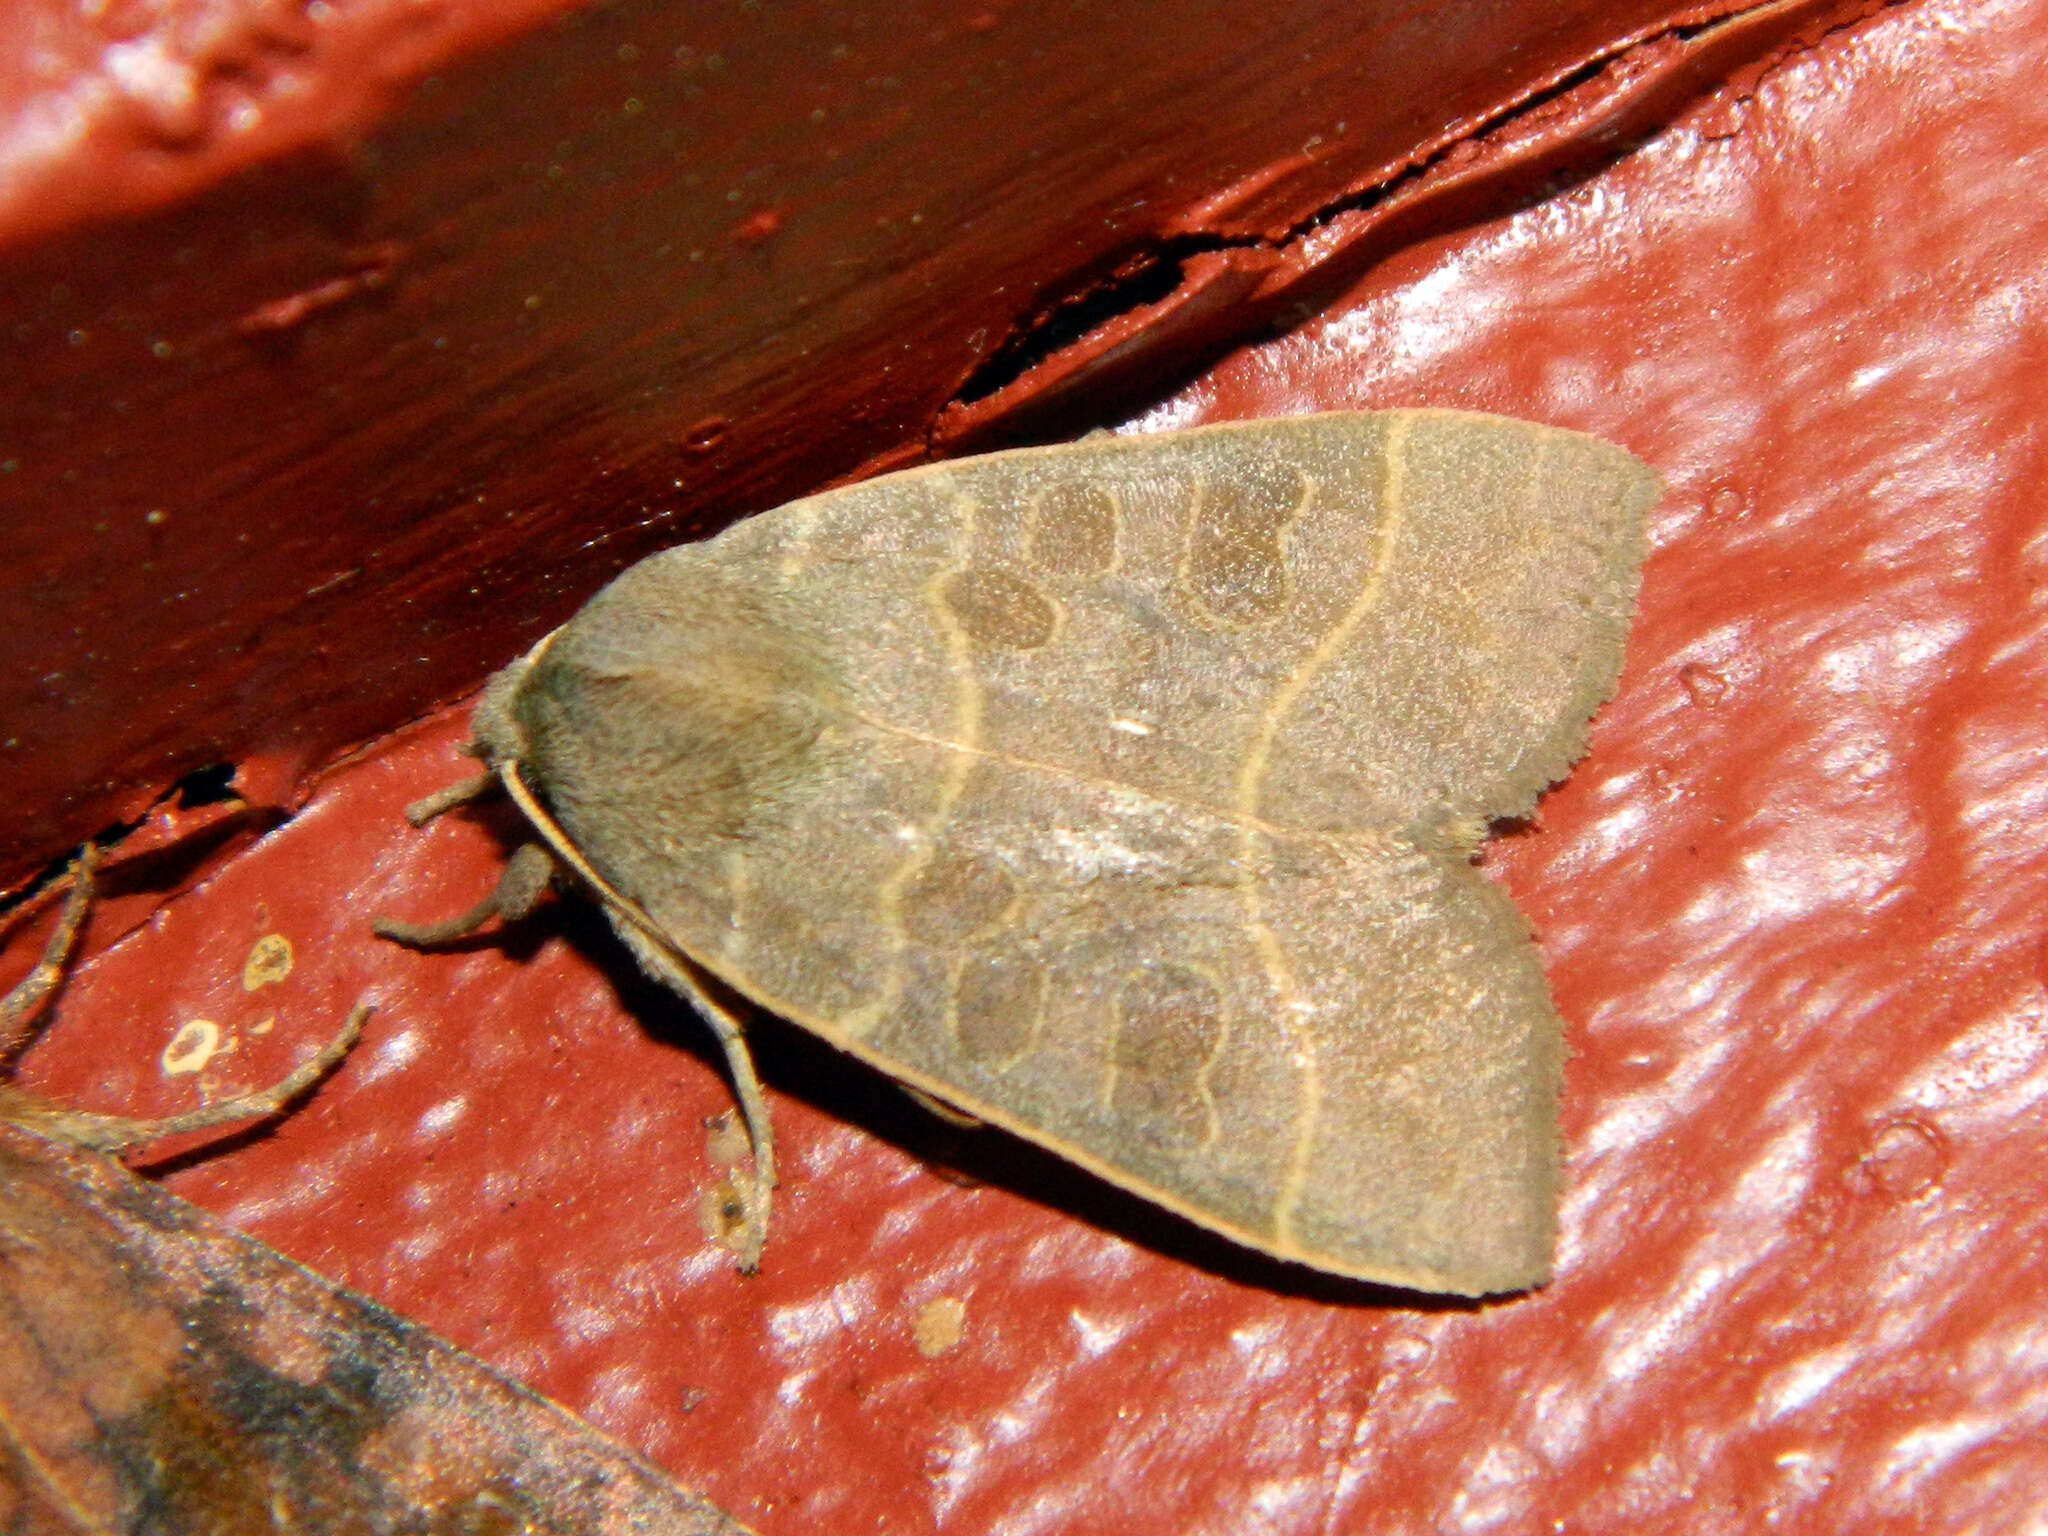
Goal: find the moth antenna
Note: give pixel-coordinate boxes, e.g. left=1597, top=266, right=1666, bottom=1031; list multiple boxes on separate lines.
left=2, top=1005, right=370, bottom=1154
left=1, top=843, right=97, bottom=1066
left=403, top=769, right=501, bottom=827
left=0, top=851, right=369, bottom=1154
left=373, top=843, right=556, bottom=946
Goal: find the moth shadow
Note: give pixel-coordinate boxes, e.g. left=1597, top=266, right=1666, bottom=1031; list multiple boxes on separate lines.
left=557, top=901, right=1497, bottom=1314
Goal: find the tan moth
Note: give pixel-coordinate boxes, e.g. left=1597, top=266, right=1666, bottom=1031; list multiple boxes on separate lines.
left=380, top=410, right=1661, bottom=1295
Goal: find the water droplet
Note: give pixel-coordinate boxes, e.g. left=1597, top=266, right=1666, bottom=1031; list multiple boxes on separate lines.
left=1708, top=485, right=1746, bottom=519
left=1679, top=662, right=1730, bottom=707
left=1854, top=1117, right=1946, bottom=1202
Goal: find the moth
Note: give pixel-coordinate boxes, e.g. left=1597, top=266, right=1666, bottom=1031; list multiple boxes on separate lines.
left=380, top=410, right=1661, bottom=1294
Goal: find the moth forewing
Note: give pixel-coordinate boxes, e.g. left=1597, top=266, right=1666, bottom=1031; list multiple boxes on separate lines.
left=387, top=410, right=1662, bottom=1294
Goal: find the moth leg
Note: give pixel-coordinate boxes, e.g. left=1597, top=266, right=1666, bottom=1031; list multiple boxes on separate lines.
left=402, top=769, right=500, bottom=827
left=622, top=938, right=777, bottom=1273
left=1, top=1004, right=369, bottom=1154
left=374, top=843, right=556, bottom=946
left=1, top=844, right=97, bottom=1066
left=680, top=973, right=777, bottom=1274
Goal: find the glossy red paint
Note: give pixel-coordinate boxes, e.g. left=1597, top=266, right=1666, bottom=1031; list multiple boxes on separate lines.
left=8, top=0, right=2045, bottom=1530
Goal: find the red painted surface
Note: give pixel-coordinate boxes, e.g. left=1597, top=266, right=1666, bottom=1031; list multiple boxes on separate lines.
left=9, top=0, right=2047, bottom=1530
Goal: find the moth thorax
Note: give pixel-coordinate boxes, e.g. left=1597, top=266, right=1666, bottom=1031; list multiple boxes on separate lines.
left=508, top=607, right=844, bottom=868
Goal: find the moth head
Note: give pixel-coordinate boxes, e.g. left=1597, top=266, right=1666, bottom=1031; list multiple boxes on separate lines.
left=467, top=553, right=848, bottom=869
left=470, top=642, right=547, bottom=770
